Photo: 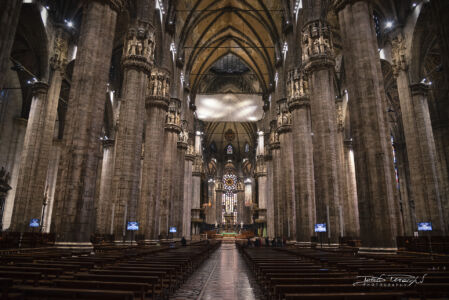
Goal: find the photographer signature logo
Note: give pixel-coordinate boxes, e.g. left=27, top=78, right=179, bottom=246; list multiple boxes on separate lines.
left=353, top=274, right=427, bottom=287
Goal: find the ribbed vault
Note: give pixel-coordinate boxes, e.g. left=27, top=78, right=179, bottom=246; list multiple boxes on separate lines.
left=175, top=0, right=284, bottom=94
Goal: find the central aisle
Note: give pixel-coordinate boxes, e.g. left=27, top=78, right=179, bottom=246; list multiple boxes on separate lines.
left=171, top=243, right=262, bottom=300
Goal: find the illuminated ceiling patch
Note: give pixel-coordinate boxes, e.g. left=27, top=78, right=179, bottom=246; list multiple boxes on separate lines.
left=196, top=93, right=263, bottom=122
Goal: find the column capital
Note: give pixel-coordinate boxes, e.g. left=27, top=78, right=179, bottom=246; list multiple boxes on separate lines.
left=122, top=21, right=155, bottom=74
left=391, top=35, right=408, bottom=77
left=31, top=81, right=49, bottom=96
left=287, top=68, right=311, bottom=111
left=50, top=27, right=70, bottom=72
left=185, top=145, right=195, bottom=161
left=302, top=20, right=335, bottom=72
left=410, top=83, right=429, bottom=96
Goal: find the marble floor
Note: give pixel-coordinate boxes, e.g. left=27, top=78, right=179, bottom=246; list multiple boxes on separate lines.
left=171, top=243, right=263, bottom=300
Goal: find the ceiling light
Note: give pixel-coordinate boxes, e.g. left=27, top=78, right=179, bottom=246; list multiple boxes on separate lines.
left=385, top=21, right=393, bottom=29
left=412, top=3, right=417, bottom=7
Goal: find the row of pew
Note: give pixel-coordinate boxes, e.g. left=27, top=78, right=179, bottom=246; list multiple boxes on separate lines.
left=238, top=243, right=449, bottom=300
left=0, top=240, right=221, bottom=299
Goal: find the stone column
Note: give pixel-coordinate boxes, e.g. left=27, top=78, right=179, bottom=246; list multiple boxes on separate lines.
left=52, top=0, right=122, bottom=244
left=335, top=0, right=402, bottom=248
left=391, top=37, right=445, bottom=234
left=191, top=156, right=203, bottom=236
left=276, top=102, right=296, bottom=240
left=206, top=178, right=216, bottom=224
left=111, top=20, right=154, bottom=240
left=159, top=99, right=182, bottom=238
left=343, top=139, right=360, bottom=237
left=0, top=0, right=21, bottom=90
left=302, top=20, right=341, bottom=244
left=11, top=27, right=70, bottom=232
left=183, top=145, right=194, bottom=239
left=95, top=139, right=115, bottom=234
left=1, top=117, right=27, bottom=230
left=139, top=68, right=170, bottom=240
left=173, top=129, right=187, bottom=238
left=10, top=82, right=48, bottom=231
left=237, top=184, right=245, bottom=225
left=269, top=126, right=282, bottom=237
left=42, top=140, right=62, bottom=233
left=215, top=182, right=223, bottom=226
left=255, top=154, right=267, bottom=225
left=287, top=69, right=316, bottom=244
left=265, top=145, right=275, bottom=238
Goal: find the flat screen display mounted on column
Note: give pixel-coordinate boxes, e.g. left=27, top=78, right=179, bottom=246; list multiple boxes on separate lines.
left=314, top=223, right=327, bottom=233
left=127, top=222, right=139, bottom=231
left=417, top=222, right=432, bottom=231
left=169, top=227, right=177, bottom=233
left=29, top=218, right=40, bottom=228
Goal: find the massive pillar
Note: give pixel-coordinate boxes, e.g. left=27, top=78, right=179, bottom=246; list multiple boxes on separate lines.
left=391, top=37, right=445, bottom=235
left=96, top=139, right=115, bottom=234
left=11, top=27, right=70, bottom=232
left=159, top=99, right=182, bottom=238
left=52, top=0, right=122, bottom=244
left=265, top=142, right=275, bottom=238
left=269, top=125, right=282, bottom=237
left=255, top=150, right=267, bottom=230
left=191, top=156, right=203, bottom=236
left=42, top=140, right=63, bottom=233
left=287, top=69, right=315, bottom=244
left=276, top=101, right=296, bottom=240
left=111, top=21, right=154, bottom=240
left=1, top=117, right=26, bottom=230
left=206, top=178, right=216, bottom=225
left=182, top=145, right=194, bottom=239
left=0, top=1, right=22, bottom=90
left=342, top=139, right=360, bottom=237
left=173, top=129, right=187, bottom=238
left=139, top=68, right=170, bottom=240
left=335, top=0, right=402, bottom=248
left=302, top=20, right=341, bottom=243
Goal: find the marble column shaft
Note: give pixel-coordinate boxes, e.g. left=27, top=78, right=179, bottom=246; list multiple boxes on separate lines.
left=270, top=139, right=282, bottom=237
left=0, top=0, right=21, bottom=90
left=96, top=140, right=115, bottom=234
left=52, top=0, right=120, bottom=243
left=42, top=140, right=62, bottom=233
left=173, top=140, right=187, bottom=237
left=336, top=0, right=402, bottom=248
left=277, top=123, right=296, bottom=239
left=289, top=96, right=315, bottom=243
left=11, top=82, right=49, bottom=231
left=215, top=188, right=223, bottom=224
left=265, top=152, right=275, bottom=238
left=182, top=150, right=194, bottom=239
left=302, top=20, right=341, bottom=243
left=111, top=24, right=153, bottom=238
left=342, top=140, right=360, bottom=237
left=159, top=122, right=181, bottom=237
left=401, top=83, right=444, bottom=234
left=139, top=70, right=170, bottom=240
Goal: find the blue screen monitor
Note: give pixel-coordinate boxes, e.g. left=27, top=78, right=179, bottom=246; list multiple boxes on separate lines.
left=417, top=222, right=432, bottom=231
left=169, top=227, right=177, bottom=233
left=314, top=223, right=327, bottom=233
left=29, top=218, right=40, bottom=228
left=127, top=222, right=139, bottom=231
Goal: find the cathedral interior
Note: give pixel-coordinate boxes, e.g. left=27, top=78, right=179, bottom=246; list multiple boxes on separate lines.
left=0, top=0, right=449, bottom=299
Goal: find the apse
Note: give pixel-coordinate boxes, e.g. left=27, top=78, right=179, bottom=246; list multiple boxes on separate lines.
left=195, top=93, right=263, bottom=122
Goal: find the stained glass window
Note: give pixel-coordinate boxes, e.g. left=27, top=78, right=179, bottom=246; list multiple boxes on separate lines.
left=226, top=144, right=233, bottom=154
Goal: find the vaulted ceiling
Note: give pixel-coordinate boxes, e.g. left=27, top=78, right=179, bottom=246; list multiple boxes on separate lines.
left=174, top=0, right=285, bottom=94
